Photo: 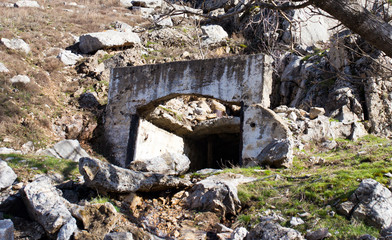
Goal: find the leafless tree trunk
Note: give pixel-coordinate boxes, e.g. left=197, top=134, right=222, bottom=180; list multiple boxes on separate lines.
left=310, top=0, right=392, bottom=57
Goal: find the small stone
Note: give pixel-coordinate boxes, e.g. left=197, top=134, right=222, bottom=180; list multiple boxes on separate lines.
left=12, top=182, right=23, bottom=190
left=1, top=38, right=30, bottom=54
left=0, top=63, right=9, bottom=73
left=14, top=0, right=40, bottom=7
left=305, top=228, right=330, bottom=240
left=231, top=227, right=248, bottom=240
left=290, top=217, right=304, bottom=226
left=10, top=75, right=30, bottom=84
left=309, top=107, right=325, bottom=119
left=385, top=172, right=392, bottom=178
left=57, top=50, right=82, bottom=65
left=104, top=232, right=134, bottom=240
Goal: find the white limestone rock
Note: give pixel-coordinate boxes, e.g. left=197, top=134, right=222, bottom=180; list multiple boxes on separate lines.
left=0, top=160, right=17, bottom=191
left=201, top=25, right=228, bottom=46
left=0, top=147, right=22, bottom=155
left=10, top=75, right=30, bottom=84
left=57, top=50, right=83, bottom=65
left=231, top=227, right=248, bottom=240
left=22, top=176, right=75, bottom=235
left=153, top=15, right=173, bottom=27
left=0, top=219, right=14, bottom=240
left=0, top=63, right=9, bottom=73
left=14, top=0, right=40, bottom=8
left=120, top=0, right=133, bottom=7
left=1, top=38, right=30, bottom=54
left=79, top=30, right=141, bottom=54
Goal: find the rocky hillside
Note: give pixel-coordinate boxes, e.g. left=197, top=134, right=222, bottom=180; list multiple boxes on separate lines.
left=0, top=0, right=392, bottom=239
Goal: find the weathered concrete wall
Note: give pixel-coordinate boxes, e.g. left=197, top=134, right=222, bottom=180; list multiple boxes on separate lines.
left=134, top=119, right=184, bottom=160
left=105, top=54, right=273, bottom=167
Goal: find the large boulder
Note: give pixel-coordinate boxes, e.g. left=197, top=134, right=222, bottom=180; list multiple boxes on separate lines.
left=337, top=179, right=392, bottom=229
left=79, top=157, right=191, bottom=193
left=22, top=176, right=76, bottom=236
left=186, top=173, right=255, bottom=216
left=0, top=160, right=17, bottom=191
left=246, top=218, right=304, bottom=240
left=255, top=138, right=293, bottom=168
left=79, top=30, right=141, bottom=54
left=129, top=152, right=190, bottom=175
left=1, top=38, right=30, bottom=54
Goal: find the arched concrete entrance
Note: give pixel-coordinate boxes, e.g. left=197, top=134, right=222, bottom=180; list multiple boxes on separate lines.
left=105, top=54, right=275, bottom=167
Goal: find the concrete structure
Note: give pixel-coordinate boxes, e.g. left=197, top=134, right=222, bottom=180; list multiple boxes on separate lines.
left=105, top=54, right=275, bottom=168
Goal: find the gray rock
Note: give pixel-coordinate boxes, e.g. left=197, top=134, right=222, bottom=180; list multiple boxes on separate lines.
left=10, top=75, right=30, bottom=84
left=79, top=30, right=141, bottom=53
left=0, top=63, right=9, bottom=73
left=246, top=218, right=304, bottom=240
left=131, top=0, right=161, bottom=8
left=309, top=107, right=325, bottom=119
left=22, top=176, right=75, bottom=235
left=129, top=152, right=190, bottom=175
left=57, top=50, right=82, bottom=65
left=256, top=139, right=293, bottom=168
left=50, top=139, right=90, bottom=162
left=344, top=179, right=392, bottom=229
left=186, top=173, right=255, bottom=216
left=201, top=25, right=228, bottom=45
left=231, top=227, right=248, bottom=240
left=79, top=157, right=191, bottom=193
left=14, top=0, right=40, bottom=7
left=0, top=160, right=17, bottom=191
left=1, top=38, right=30, bottom=54
left=305, top=228, right=330, bottom=240
left=104, top=232, right=134, bottom=240
left=0, top=219, right=14, bottom=240
left=57, top=218, right=77, bottom=240
left=380, top=226, right=392, bottom=240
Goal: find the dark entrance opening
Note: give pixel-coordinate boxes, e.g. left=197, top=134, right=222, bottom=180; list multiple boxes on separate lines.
left=185, top=132, right=241, bottom=171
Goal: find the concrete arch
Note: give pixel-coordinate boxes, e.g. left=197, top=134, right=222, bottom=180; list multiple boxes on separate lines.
left=105, top=54, right=274, bottom=167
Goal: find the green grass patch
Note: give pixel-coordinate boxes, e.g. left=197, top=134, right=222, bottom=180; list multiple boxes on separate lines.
left=1, top=153, right=79, bottom=181
left=229, top=135, right=391, bottom=239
